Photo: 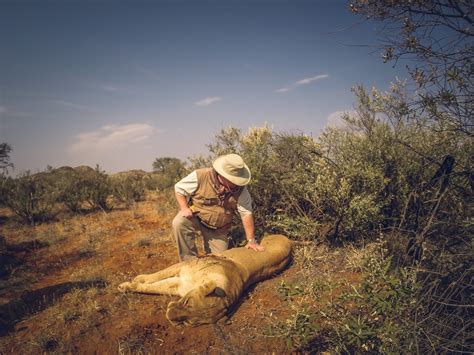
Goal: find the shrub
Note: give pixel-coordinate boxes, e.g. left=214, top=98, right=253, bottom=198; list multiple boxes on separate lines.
left=0, top=171, right=59, bottom=225
left=50, top=165, right=114, bottom=213
left=110, top=171, right=147, bottom=207
left=0, top=165, right=117, bottom=223
left=152, top=157, right=188, bottom=190
left=52, top=167, right=88, bottom=213
left=279, top=307, right=316, bottom=349
left=0, top=142, right=13, bottom=174
left=324, top=241, right=419, bottom=353
left=199, top=123, right=392, bottom=242
left=200, top=87, right=472, bottom=351
left=81, top=166, right=113, bottom=211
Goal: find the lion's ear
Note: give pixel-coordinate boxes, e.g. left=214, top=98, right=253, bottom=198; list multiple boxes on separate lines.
left=201, top=281, right=227, bottom=297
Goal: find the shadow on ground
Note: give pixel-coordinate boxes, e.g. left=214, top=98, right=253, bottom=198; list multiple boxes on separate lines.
left=0, top=279, right=107, bottom=336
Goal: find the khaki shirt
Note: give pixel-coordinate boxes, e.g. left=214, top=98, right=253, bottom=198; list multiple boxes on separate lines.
left=175, top=170, right=253, bottom=217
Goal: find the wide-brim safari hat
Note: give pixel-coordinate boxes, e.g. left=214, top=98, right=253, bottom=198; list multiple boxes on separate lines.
left=212, top=153, right=251, bottom=186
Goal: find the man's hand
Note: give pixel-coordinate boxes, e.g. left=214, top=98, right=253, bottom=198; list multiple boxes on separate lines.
left=180, top=207, right=194, bottom=219
left=245, top=240, right=265, bottom=252
left=175, top=193, right=194, bottom=219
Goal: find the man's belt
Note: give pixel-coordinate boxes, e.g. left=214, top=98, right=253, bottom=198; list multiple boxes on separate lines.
left=194, top=214, right=232, bottom=231
left=195, top=214, right=218, bottom=230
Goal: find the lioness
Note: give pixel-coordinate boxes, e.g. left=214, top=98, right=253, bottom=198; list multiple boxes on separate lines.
left=118, top=234, right=292, bottom=326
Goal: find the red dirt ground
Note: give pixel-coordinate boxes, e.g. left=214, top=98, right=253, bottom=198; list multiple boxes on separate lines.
left=0, top=195, right=359, bottom=354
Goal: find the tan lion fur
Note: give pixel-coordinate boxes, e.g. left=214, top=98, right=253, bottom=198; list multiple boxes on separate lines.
left=118, top=234, right=292, bottom=326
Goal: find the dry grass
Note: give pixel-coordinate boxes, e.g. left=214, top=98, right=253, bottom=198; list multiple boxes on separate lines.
left=7, top=284, right=111, bottom=353
left=253, top=240, right=363, bottom=351
left=0, top=193, right=172, bottom=350
left=0, top=191, right=363, bottom=353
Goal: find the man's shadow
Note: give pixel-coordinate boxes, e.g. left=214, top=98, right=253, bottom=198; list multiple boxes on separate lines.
left=0, top=279, right=107, bottom=336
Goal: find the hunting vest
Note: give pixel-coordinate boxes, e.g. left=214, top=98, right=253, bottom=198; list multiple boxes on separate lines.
left=190, top=168, right=243, bottom=230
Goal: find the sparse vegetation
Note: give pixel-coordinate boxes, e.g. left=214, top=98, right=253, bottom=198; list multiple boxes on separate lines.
left=80, top=165, right=113, bottom=211
left=191, top=79, right=471, bottom=350
left=110, top=170, right=148, bottom=207
left=54, top=167, right=89, bottom=213
left=1, top=109, right=471, bottom=352
left=0, top=142, right=13, bottom=174
left=0, top=165, right=171, bottom=224
left=324, top=241, right=419, bottom=353
left=277, top=305, right=315, bottom=349
left=349, top=0, right=473, bottom=136
left=0, top=2, right=471, bottom=352
left=152, top=157, right=188, bottom=190
left=0, top=171, right=59, bottom=225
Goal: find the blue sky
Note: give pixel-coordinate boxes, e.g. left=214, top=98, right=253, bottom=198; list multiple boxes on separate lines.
left=1, top=0, right=408, bottom=174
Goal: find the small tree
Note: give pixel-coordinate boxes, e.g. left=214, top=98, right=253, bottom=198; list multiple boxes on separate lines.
left=111, top=172, right=147, bottom=206
left=348, top=3, right=473, bottom=351
left=0, top=171, right=58, bottom=225
left=83, top=165, right=112, bottom=211
left=349, top=0, right=473, bottom=136
left=0, top=143, right=13, bottom=174
left=51, top=168, right=88, bottom=213
left=152, top=157, right=187, bottom=190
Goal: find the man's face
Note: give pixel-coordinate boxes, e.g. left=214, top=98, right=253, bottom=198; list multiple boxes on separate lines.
left=217, top=174, right=238, bottom=191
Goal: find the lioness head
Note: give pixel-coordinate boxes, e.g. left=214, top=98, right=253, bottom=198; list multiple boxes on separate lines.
left=166, top=281, right=228, bottom=326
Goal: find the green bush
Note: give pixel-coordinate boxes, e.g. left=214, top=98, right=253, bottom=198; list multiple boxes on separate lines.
left=201, top=84, right=471, bottom=247
left=0, top=165, right=116, bottom=224
left=0, top=171, right=59, bottom=225
left=324, top=241, right=419, bottom=353
left=81, top=166, right=112, bottom=211
left=52, top=167, right=88, bottom=213
left=0, top=142, right=13, bottom=174
left=152, top=157, right=188, bottom=190
left=51, top=166, right=113, bottom=213
left=200, top=84, right=471, bottom=351
left=200, top=123, right=394, bottom=242
left=110, top=171, right=147, bottom=206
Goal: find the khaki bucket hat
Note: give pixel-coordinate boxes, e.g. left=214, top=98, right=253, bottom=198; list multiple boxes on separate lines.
left=212, top=154, right=251, bottom=186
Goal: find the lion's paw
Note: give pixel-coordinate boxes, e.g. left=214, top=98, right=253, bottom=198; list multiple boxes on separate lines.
left=118, top=281, right=131, bottom=292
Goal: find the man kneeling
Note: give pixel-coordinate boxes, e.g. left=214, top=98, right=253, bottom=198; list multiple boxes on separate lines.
left=172, top=153, right=264, bottom=261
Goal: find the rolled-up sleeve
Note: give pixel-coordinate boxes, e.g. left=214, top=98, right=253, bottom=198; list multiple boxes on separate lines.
left=174, top=171, right=198, bottom=197
left=237, top=187, right=253, bottom=217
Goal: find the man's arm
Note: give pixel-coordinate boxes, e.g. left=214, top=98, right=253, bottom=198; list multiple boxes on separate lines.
left=242, top=213, right=265, bottom=252
left=175, top=192, right=193, bottom=219
left=174, top=170, right=198, bottom=219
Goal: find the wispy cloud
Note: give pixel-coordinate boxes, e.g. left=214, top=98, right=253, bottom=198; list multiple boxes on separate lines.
left=52, top=100, right=95, bottom=111
left=0, top=105, right=34, bottom=119
left=69, top=123, right=160, bottom=154
left=296, top=74, right=329, bottom=85
left=99, top=84, right=124, bottom=92
left=81, top=80, right=131, bottom=93
left=275, top=74, right=329, bottom=93
left=194, top=96, right=222, bottom=107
